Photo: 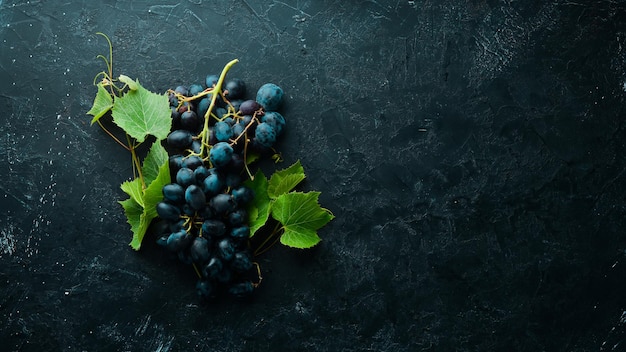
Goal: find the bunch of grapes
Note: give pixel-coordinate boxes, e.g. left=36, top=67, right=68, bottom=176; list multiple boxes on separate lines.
left=155, top=73, right=285, bottom=300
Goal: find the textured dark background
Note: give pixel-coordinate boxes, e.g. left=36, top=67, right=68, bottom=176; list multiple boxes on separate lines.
left=1, top=1, right=626, bottom=351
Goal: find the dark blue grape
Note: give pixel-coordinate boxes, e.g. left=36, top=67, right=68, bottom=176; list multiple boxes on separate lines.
left=156, top=202, right=181, bottom=221
left=182, top=203, right=195, bottom=216
left=232, top=186, right=254, bottom=205
left=210, top=194, right=236, bottom=215
left=203, top=257, right=223, bottom=279
left=209, top=142, right=233, bottom=168
left=196, top=279, right=215, bottom=299
left=177, top=101, right=194, bottom=113
left=215, top=107, right=228, bottom=119
left=231, top=251, right=253, bottom=273
left=189, top=84, right=204, bottom=97
left=230, top=99, right=243, bottom=112
left=217, top=238, right=235, bottom=261
left=225, top=78, right=246, bottom=100
left=229, top=281, right=254, bottom=298
left=171, top=106, right=181, bottom=125
left=230, top=226, right=250, bottom=240
left=194, top=166, right=209, bottom=182
left=199, top=206, right=214, bottom=220
left=256, top=83, right=283, bottom=111
left=169, top=219, right=185, bottom=232
left=180, top=110, right=200, bottom=132
left=185, top=184, right=206, bottom=210
left=228, top=209, right=247, bottom=226
left=174, top=85, right=189, bottom=96
left=254, top=122, right=277, bottom=148
left=216, top=267, right=233, bottom=283
left=205, top=74, right=219, bottom=88
left=162, top=183, right=185, bottom=204
left=202, top=219, right=226, bottom=237
left=232, top=122, right=244, bottom=139
left=214, top=121, right=233, bottom=142
left=166, top=230, right=192, bottom=252
left=190, top=236, right=211, bottom=263
left=182, top=155, right=203, bottom=170
left=197, top=97, right=210, bottom=119
left=227, top=153, right=245, bottom=173
left=178, top=248, right=193, bottom=264
left=225, top=173, right=242, bottom=188
left=167, top=130, right=193, bottom=149
left=239, top=100, right=262, bottom=115
left=261, top=111, right=286, bottom=135
left=176, top=167, right=196, bottom=188
left=202, top=173, right=224, bottom=195
left=190, top=140, right=202, bottom=154
left=168, top=92, right=179, bottom=106
left=168, top=155, right=184, bottom=174
left=156, top=235, right=168, bottom=247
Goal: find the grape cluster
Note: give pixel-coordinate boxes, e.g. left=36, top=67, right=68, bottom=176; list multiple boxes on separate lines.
left=155, top=73, right=285, bottom=300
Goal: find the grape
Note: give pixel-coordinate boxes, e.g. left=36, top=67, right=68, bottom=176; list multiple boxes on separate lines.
left=169, top=155, right=184, bottom=173
left=215, top=107, right=228, bottom=120
left=202, top=173, right=224, bottom=195
left=185, top=184, right=206, bottom=210
left=230, top=226, right=250, bottom=240
left=262, top=111, right=286, bottom=135
left=228, top=209, right=247, bottom=226
left=254, top=122, right=277, bottom=148
left=190, top=140, right=202, bottom=154
left=239, top=100, right=262, bottom=115
left=194, top=166, right=210, bottom=182
left=182, top=203, right=195, bottom=216
left=232, top=186, right=254, bottom=205
left=210, top=194, right=236, bottom=215
left=197, top=97, right=210, bottom=119
left=174, top=85, right=189, bottom=96
left=225, top=78, right=246, bottom=100
left=203, top=257, right=223, bottom=279
left=182, top=155, right=203, bottom=170
left=225, top=173, right=242, bottom=188
left=180, top=110, right=200, bottom=131
left=217, top=238, right=235, bottom=261
left=231, top=251, right=252, bottom=273
left=196, top=279, right=215, bottom=299
left=167, top=130, right=193, bottom=149
left=209, top=142, right=233, bottom=168
left=189, top=83, right=204, bottom=97
left=229, top=281, right=254, bottom=299
left=214, top=121, right=233, bottom=142
left=230, top=99, right=243, bottom=112
left=156, top=235, right=168, bottom=248
left=216, top=267, right=233, bottom=283
left=190, top=236, right=211, bottom=263
left=231, top=122, right=244, bottom=140
left=176, top=167, right=196, bottom=188
left=256, top=83, right=283, bottom=111
left=156, top=202, right=181, bottom=221
left=205, top=74, right=219, bottom=88
left=162, top=183, right=185, bottom=204
left=171, top=106, right=181, bottom=125
left=202, top=219, right=226, bottom=237
left=166, top=230, right=192, bottom=252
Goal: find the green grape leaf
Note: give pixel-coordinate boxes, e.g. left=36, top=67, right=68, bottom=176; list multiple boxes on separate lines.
left=143, top=159, right=170, bottom=221
left=127, top=159, right=170, bottom=250
left=119, top=198, right=143, bottom=236
left=87, top=82, right=114, bottom=124
left=271, top=191, right=334, bottom=248
left=118, top=74, right=139, bottom=91
left=142, top=142, right=168, bottom=186
left=111, top=79, right=171, bottom=143
left=267, top=160, right=305, bottom=199
left=120, top=178, right=144, bottom=208
left=244, top=170, right=271, bottom=237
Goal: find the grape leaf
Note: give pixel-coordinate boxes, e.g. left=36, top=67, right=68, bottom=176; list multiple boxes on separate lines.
left=267, top=160, right=305, bottom=199
left=244, top=170, right=271, bottom=237
left=87, top=82, right=113, bottom=124
left=142, top=142, right=168, bottom=186
left=120, top=178, right=144, bottom=208
left=111, top=78, right=171, bottom=143
left=119, top=74, right=139, bottom=91
left=127, top=159, right=170, bottom=250
left=271, top=191, right=334, bottom=248
left=119, top=198, right=143, bottom=236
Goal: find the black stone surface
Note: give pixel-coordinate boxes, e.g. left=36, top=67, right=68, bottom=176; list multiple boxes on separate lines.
left=1, top=1, right=626, bottom=351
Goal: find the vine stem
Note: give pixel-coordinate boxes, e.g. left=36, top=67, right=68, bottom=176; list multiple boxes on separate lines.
left=127, top=135, right=145, bottom=189
left=253, top=222, right=283, bottom=257
left=199, top=59, right=239, bottom=157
